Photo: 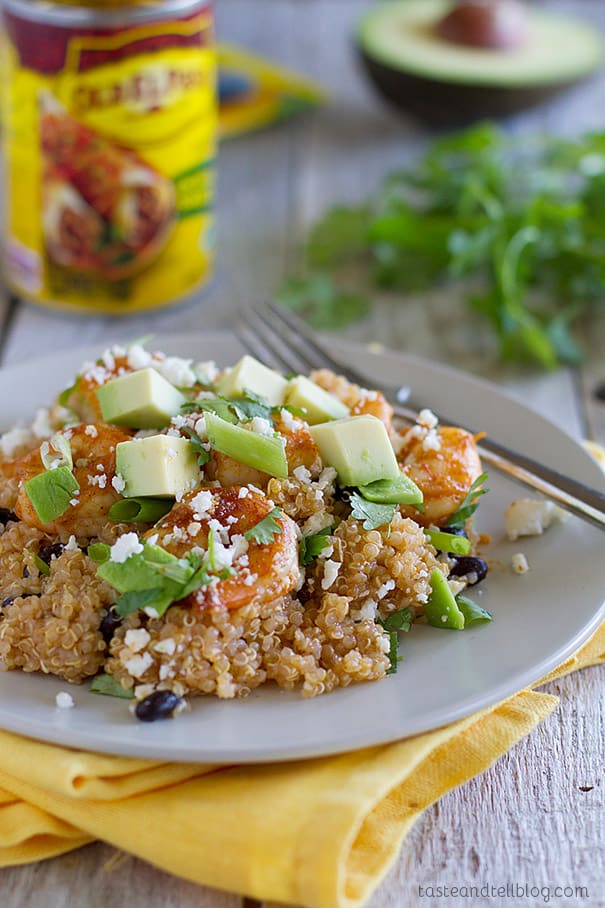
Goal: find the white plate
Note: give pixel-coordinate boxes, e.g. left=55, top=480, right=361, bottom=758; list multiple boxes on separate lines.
left=0, top=333, right=603, bottom=762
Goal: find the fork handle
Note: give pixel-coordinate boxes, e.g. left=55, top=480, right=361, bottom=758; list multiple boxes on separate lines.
left=392, top=402, right=605, bottom=530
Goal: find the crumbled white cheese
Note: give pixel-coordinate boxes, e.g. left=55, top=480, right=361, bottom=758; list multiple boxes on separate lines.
left=55, top=691, right=75, bottom=709
left=505, top=498, right=569, bottom=541
left=154, top=356, right=196, bottom=388
left=511, top=552, right=530, bottom=574
left=238, top=487, right=249, bottom=499
left=159, top=663, right=174, bottom=681
left=112, top=473, right=126, bottom=494
left=124, top=628, right=150, bottom=652
left=127, top=344, right=153, bottom=370
left=0, top=426, right=33, bottom=458
left=321, top=559, right=340, bottom=590
left=351, top=599, right=377, bottom=621
left=123, top=652, right=153, bottom=678
left=187, top=521, right=202, bottom=537
left=302, top=511, right=333, bottom=536
left=293, top=465, right=312, bottom=484
left=190, top=489, right=214, bottom=518
left=109, top=533, right=143, bottom=563
left=194, top=360, right=219, bottom=383
left=376, top=579, right=395, bottom=600
left=134, top=684, right=155, bottom=700
left=194, top=416, right=207, bottom=438
left=88, top=474, right=107, bottom=489
left=32, top=408, right=53, bottom=439
left=249, top=416, right=273, bottom=437
left=417, top=408, right=439, bottom=430
left=84, top=425, right=99, bottom=438
left=448, top=578, right=466, bottom=597
left=153, top=638, right=176, bottom=656
left=279, top=408, right=299, bottom=431
left=64, top=535, right=78, bottom=553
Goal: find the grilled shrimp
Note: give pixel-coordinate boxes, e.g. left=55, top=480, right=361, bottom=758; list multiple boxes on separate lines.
left=148, top=485, right=300, bottom=611
left=397, top=426, right=483, bottom=527
left=61, top=346, right=205, bottom=423
left=310, top=369, right=393, bottom=430
left=13, top=424, right=130, bottom=539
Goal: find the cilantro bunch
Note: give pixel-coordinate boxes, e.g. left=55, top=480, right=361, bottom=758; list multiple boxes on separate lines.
left=277, top=124, right=605, bottom=368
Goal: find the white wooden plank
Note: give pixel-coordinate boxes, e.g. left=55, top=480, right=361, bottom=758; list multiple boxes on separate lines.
left=0, top=842, right=241, bottom=908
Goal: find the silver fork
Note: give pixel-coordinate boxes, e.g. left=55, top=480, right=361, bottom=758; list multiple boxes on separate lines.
left=235, top=301, right=605, bottom=531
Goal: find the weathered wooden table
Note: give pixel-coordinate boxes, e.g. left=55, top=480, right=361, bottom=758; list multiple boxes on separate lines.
left=1, top=1, right=604, bottom=906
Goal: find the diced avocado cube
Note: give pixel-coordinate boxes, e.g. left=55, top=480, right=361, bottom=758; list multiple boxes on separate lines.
left=425, top=569, right=465, bottom=630
left=285, top=375, right=350, bottom=425
left=24, top=466, right=80, bottom=524
left=115, top=435, right=200, bottom=498
left=217, top=355, right=288, bottom=406
left=310, top=415, right=400, bottom=487
left=96, top=368, right=187, bottom=430
left=205, top=412, right=288, bottom=478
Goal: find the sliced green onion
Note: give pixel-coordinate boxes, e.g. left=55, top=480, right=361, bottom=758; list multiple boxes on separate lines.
left=87, top=542, right=110, bottom=564
left=425, top=529, right=472, bottom=556
left=425, top=568, right=465, bottom=630
left=31, top=551, right=50, bottom=575
left=24, top=467, right=80, bottom=524
left=456, top=594, right=493, bottom=628
left=359, top=474, right=424, bottom=506
left=109, top=498, right=174, bottom=524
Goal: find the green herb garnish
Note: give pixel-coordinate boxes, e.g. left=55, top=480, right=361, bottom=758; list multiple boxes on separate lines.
left=348, top=491, right=396, bottom=531
left=278, top=124, right=605, bottom=367
left=181, top=426, right=211, bottom=466
left=446, top=472, right=489, bottom=530
left=244, top=507, right=284, bottom=545
left=377, top=608, right=413, bottom=674
left=299, top=526, right=332, bottom=566
left=456, top=594, right=493, bottom=628
left=90, top=673, right=134, bottom=699
left=108, top=498, right=174, bottom=524
left=96, top=540, right=222, bottom=619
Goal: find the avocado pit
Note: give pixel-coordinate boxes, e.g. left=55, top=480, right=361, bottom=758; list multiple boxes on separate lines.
left=436, top=1, right=529, bottom=51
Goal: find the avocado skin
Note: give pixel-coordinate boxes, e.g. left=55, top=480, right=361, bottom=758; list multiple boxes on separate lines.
left=358, top=47, right=596, bottom=128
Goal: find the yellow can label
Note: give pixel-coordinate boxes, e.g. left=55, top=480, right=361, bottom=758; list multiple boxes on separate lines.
left=2, top=2, right=216, bottom=314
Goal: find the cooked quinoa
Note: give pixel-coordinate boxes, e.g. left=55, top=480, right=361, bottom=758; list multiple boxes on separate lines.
left=0, top=346, right=487, bottom=717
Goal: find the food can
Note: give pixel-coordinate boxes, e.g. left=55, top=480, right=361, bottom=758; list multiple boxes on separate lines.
left=0, top=0, right=216, bottom=315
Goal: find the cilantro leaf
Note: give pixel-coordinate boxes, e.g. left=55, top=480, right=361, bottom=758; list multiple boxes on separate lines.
left=30, top=550, right=50, bottom=576
left=114, top=588, right=168, bottom=618
left=277, top=125, right=605, bottom=366
left=181, top=426, right=211, bottom=466
left=244, top=507, right=284, bottom=545
left=446, top=472, right=489, bottom=530
left=377, top=608, right=413, bottom=674
left=24, top=467, right=80, bottom=524
left=90, top=673, right=134, bottom=699
left=299, top=526, right=332, bottom=566
left=348, top=491, right=396, bottom=531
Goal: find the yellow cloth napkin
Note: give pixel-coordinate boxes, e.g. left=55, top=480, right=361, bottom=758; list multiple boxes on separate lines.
left=1, top=444, right=603, bottom=908
left=0, top=631, right=603, bottom=908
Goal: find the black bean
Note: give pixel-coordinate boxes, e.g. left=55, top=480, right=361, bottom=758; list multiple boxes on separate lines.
left=449, top=555, right=488, bottom=585
left=22, top=566, right=30, bottom=579
left=445, top=526, right=468, bottom=538
left=0, top=508, right=17, bottom=526
left=38, top=542, right=66, bottom=564
left=2, top=597, right=15, bottom=608
left=100, top=608, right=122, bottom=644
left=135, top=690, right=184, bottom=722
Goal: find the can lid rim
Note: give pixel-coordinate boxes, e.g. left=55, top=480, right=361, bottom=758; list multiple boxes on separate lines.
left=1, top=0, right=210, bottom=28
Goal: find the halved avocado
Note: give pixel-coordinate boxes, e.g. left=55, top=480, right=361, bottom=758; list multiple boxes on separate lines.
left=357, top=0, right=604, bottom=127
